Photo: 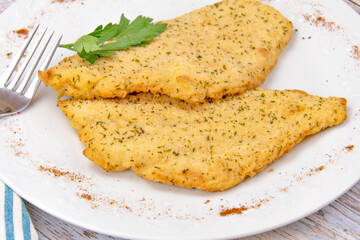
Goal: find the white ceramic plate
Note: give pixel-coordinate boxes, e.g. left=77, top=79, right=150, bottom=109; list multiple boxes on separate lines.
left=0, top=0, right=359, bottom=239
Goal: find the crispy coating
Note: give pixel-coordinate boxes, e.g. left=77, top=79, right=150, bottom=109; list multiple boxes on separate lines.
left=58, top=89, right=347, bottom=191
left=39, top=0, right=293, bottom=103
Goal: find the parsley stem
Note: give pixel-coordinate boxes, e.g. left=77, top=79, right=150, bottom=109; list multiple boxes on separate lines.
left=58, top=43, right=75, bottom=50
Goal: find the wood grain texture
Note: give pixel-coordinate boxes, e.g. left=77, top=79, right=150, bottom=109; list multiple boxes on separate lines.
left=1, top=0, right=359, bottom=239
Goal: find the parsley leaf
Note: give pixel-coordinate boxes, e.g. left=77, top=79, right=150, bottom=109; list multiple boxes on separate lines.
left=74, top=35, right=101, bottom=52
left=59, top=14, right=167, bottom=64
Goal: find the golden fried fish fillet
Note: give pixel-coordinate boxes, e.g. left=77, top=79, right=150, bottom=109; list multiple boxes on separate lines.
left=58, top=89, right=347, bottom=191
left=40, top=0, right=292, bottom=103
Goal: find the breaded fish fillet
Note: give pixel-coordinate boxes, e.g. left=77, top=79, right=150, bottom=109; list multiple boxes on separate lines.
left=40, top=0, right=292, bottom=103
left=58, top=89, right=347, bottom=191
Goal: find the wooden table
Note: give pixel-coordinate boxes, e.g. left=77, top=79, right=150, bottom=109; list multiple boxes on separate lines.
left=1, top=1, right=359, bottom=239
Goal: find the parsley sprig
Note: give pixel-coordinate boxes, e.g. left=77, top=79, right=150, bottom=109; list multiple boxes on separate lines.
left=59, top=14, right=167, bottom=64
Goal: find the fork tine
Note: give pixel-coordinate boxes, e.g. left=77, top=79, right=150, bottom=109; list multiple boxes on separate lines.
left=8, top=27, right=48, bottom=91
left=0, top=24, right=39, bottom=87
left=22, top=34, right=62, bottom=98
left=16, top=30, right=55, bottom=94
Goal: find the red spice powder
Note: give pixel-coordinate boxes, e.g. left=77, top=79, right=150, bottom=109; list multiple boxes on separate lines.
left=219, top=161, right=330, bottom=217
left=79, top=193, right=93, bottom=201
left=76, top=189, right=131, bottom=211
left=9, top=136, right=27, bottom=159
left=305, top=165, right=325, bottom=177
left=302, top=12, right=341, bottom=31
left=352, top=46, right=360, bottom=61
left=13, top=28, right=29, bottom=38
left=316, top=165, right=325, bottom=172
left=220, top=198, right=271, bottom=216
left=51, top=0, right=79, bottom=3
left=37, top=165, right=133, bottom=212
left=38, top=165, right=85, bottom=183
left=220, top=206, right=248, bottom=216
left=345, top=145, right=354, bottom=152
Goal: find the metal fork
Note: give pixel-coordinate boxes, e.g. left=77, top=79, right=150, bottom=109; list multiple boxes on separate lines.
left=0, top=24, right=62, bottom=117
left=344, top=0, right=360, bottom=13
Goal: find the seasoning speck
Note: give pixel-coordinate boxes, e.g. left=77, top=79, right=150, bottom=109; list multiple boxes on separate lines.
left=302, top=11, right=341, bottom=31
left=79, top=193, right=93, bottom=201
left=315, top=165, right=325, bottom=172
left=220, top=206, right=248, bottom=216
left=219, top=198, right=271, bottom=216
left=13, top=28, right=29, bottom=38
left=345, top=145, right=354, bottom=152
left=351, top=45, right=360, bottom=61
left=38, top=165, right=86, bottom=183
